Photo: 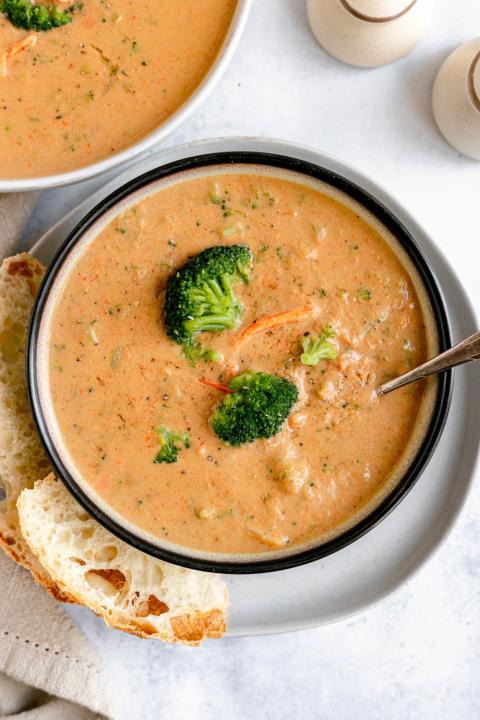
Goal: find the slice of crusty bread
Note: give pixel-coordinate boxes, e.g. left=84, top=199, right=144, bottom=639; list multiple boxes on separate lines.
left=0, top=253, right=69, bottom=600
left=18, top=475, right=228, bottom=645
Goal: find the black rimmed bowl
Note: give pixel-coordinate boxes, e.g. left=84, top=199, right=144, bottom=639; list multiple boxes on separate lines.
left=27, top=147, right=453, bottom=574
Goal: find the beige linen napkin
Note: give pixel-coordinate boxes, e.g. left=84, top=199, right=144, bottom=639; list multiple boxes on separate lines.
left=0, top=194, right=110, bottom=720
left=0, top=193, right=38, bottom=258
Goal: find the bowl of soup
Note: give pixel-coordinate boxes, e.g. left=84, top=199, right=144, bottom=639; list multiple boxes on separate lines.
left=27, top=148, right=452, bottom=573
left=0, top=0, right=249, bottom=190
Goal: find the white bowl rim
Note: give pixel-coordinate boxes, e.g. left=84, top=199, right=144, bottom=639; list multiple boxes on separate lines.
left=0, top=0, right=251, bottom=193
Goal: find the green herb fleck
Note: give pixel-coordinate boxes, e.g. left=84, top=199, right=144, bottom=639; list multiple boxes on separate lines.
left=358, top=288, right=372, bottom=301
left=210, top=190, right=223, bottom=205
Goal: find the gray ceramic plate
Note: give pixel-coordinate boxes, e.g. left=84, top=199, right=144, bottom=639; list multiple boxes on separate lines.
left=30, top=138, right=480, bottom=636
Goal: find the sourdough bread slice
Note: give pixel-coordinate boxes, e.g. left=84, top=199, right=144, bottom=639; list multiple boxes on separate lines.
left=0, top=253, right=69, bottom=600
left=18, top=475, right=228, bottom=645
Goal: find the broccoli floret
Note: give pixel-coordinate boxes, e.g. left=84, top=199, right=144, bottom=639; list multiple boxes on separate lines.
left=153, top=426, right=190, bottom=464
left=300, top=326, right=337, bottom=366
left=182, top=343, right=223, bottom=367
left=0, top=0, right=82, bottom=31
left=211, top=371, right=298, bottom=446
left=164, top=245, right=253, bottom=347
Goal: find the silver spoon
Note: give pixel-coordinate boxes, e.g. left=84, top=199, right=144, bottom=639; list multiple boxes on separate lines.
left=377, top=330, right=480, bottom=396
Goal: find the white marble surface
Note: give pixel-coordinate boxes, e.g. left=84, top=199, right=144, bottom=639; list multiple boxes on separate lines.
left=21, top=1, right=480, bottom=718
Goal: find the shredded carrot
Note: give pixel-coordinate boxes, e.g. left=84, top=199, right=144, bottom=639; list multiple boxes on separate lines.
left=8, top=34, right=37, bottom=58
left=1, top=34, right=37, bottom=78
left=200, top=378, right=233, bottom=394
left=234, top=305, right=316, bottom=350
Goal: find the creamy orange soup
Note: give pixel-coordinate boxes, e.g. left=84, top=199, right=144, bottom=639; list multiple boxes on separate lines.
left=43, top=169, right=436, bottom=557
left=0, top=0, right=236, bottom=178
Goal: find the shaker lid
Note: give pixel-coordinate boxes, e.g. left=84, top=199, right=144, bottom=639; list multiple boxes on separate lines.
left=340, top=0, right=417, bottom=22
left=471, top=51, right=480, bottom=111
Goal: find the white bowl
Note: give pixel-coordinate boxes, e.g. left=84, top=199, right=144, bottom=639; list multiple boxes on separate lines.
left=0, top=0, right=251, bottom=193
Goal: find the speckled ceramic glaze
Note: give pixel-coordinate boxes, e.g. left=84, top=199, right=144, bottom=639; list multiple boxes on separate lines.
left=307, top=0, right=433, bottom=68
left=433, top=37, right=480, bottom=161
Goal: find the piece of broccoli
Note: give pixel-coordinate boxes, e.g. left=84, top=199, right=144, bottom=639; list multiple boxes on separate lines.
left=153, top=426, right=190, bottom=464
left=300, top=326, right=338, bottom=366
left=0, top=0, right=82, bottom=31
left=182, top=343, right=223, bottom=367
left=211, top=371, right=298, bottom=447
left=358, top=287, right=372, bottom=301
left=164, top=245, right=253, bottom=347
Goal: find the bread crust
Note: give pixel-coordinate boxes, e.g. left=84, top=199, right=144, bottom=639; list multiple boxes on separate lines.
left=0, top=253, right=72, bottom=601
left=18, top=475, right=228, bottom=646
left=0, top=529, right=71, bottom=602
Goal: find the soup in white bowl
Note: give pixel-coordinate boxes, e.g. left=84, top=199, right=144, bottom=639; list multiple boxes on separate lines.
left=0, top=0, right=237, bottom=179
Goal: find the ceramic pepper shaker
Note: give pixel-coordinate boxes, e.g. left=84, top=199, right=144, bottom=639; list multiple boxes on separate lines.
left=432, top=37, right=480, bottom=160
left=307, top=0, right=433, bottom=68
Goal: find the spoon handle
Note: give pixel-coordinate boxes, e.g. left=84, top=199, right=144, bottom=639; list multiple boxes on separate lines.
left=377, top=330, right=480, bottom=396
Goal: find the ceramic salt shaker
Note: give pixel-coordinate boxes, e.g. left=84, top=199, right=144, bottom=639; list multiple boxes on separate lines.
left=432, top=37, right=480, bottom=161
left=307, top=0, right=433, bottom=68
